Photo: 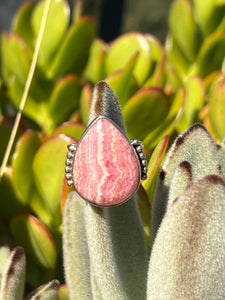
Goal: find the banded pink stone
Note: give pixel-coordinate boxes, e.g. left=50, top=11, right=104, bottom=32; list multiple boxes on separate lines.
left=73, top=117, right=140, bottom=206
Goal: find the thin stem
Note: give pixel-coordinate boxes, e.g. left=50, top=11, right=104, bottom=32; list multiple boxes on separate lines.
left=0, top=0, right=51, bottom=180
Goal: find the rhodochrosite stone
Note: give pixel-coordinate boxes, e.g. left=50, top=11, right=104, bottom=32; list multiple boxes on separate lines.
left=73, top=117, right=140, bottom=206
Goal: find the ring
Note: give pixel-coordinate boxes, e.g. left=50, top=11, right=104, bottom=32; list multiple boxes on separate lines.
left=65, top=116, right=148, bottom=207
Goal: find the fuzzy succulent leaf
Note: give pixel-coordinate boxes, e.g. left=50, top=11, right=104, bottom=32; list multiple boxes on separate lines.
left=217, top=140, right=225, bottom=180
left=151, top=124, right=220, bottom=241
left=147, top=175, right=225, bottom=300
left=0, top=247, right=10, bottom=284
left=63, top=192, right=92, bottom=300
left=26, top=280, right=60, bottom=300
left=0, top=247, right=25, bottom=300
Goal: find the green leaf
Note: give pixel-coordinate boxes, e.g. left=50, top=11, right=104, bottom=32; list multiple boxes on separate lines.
left=106, top=52, right=139, bottom=106
left=138, top=185, right=151, bottom=248
left=123, top=87, right=169, bottom=140
left=27, top=280, right=60, bottom=300
left=176, top=75, right=205, bottom=132
left=106, top=32, right=152, bottom=85
left=0, top=167, right=24, bottom=222
left=83, top=38, right=108, bottom=83
left=143, top=135, right=169, bottom=200
left=169, top=0, right=197, bottom=62
left=57, top=284, right=69, bottom=300
left=151, top=124, right=220, bottom=242
left=145, top=34, right=164, bottom=64
left=144, top=55, right=166, bottom=88
left=10, top=214, right=56, bottom=269
left=33, top=134, right=76, bottom=225
left=48, top=75, right=83, bottom=128
left=12, top=130, right=42, bottom=204
left=31, top=0, right=70, bottom=69
left=47, top=17, right=95, bottom=79
left=63, top=192, right=92, bottom=300
left=144, top=88, right=185, bottom=149
left=0, top=247, right=25, bottom=300
left=1, top=32, right=31, bottom=85
left=51, top=122, right=85, bottom=140
left=197, top=31, right=225, bottom=77
left=148, top=175, right=225, bottom=300
left=80, top=84, right=92, bottom=125
left=12, top=1, right=35, bottom=50
left=209, top=74, right=225, bottom=140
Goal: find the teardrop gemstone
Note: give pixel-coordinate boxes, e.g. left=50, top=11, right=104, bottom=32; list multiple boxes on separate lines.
left=73, top=117, right=140, bottom=206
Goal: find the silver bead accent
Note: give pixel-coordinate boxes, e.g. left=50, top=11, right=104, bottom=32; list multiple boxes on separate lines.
left=136, top=146, right=143, bottom=153
left=65, top=166, right=72, bottom=173
left=67, top=151, right=74, bottom=159
left=66, top=173, right=72, bottom=180
left=68, top=143, right=77, bottom=152
left=142, top=174, right=148, bottom=180
left=142, top=160, right=147, bottom=166
left=66, top=159, right=73, bottom=166
left=139, top=152, right=146, bottom=159
left=67, top=179, right=73, bottom=186
left=143, top=167, right=148, bottom=174
left=131, top=139, right=139, bottom=146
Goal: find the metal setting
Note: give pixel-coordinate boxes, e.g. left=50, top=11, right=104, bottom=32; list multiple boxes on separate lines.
left=65, top=116, right=148, bottom=191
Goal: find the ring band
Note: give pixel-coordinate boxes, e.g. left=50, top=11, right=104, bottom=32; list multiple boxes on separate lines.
left=65, top=116, right=148, bottom=207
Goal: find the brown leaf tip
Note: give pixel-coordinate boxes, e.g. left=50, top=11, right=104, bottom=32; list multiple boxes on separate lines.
left=159, top=169, right=166, bottom=180
left=7, top=247, right=25, bottom=278
left=205, top=174, right=225, bottom=186
left=179, top=161, right=192, bottom=180
left=94, top=81, right=109, bottom=115
left=49, top=280, right=60, bottom=290
left=175, top=123, right=209, bottom=147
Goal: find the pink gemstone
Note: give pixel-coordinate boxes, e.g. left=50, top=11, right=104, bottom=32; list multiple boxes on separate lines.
left=73, top=117, right=140, bottom=206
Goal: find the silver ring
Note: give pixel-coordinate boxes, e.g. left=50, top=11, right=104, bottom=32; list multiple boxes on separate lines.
left=65, top=116, right=148, bottom=207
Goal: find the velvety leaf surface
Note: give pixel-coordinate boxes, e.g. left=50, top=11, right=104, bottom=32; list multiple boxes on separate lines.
left=31, top=0, right=70, bottom=68
left=12, top=1, right=35, bottom=50
left=10, top=214, right=56, bottom=269
left=208, top=75, right=225, bottom=140
left=63, top=192, right=92, bottom=300
left=218, top=140, right=225, bottom=180
left=33, top=134, right=76, bottom=225
left=47, top=17, right=95, bottom=79
left=48, top=75, right=83, bottom=127
left=169, top=0, right=197, bottom=62
left=106, top=32, right=152, bottom=85
left=0, top=247, right=25, bottom=300
left=148, top=175, right=225, bottom=300
left=123, top=87, right=169, bottom=140
left=0, top=246, right=10, bottom=285
left=151, top=124, right=220, bottom=242
left=27, top=280, right=60, bottom=300
left=144, top=88, right=185, bottom=148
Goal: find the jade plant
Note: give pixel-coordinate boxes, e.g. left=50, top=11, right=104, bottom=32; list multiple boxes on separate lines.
left=0, top=0, right=225, bottom=299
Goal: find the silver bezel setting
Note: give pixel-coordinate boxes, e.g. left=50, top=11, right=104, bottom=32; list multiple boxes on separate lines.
left=65, top=116, right=148, bottom=206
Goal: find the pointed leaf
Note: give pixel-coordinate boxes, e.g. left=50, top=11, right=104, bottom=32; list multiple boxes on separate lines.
left=28, top=280, right=60, bottom=300
left=12, top=1, right=35, bottom=50
left=63, top=192, right=92, bottom=300
left=148, top=175, right=225, bottom=300
left=106, top=32, right=152, bottom=85
left=138, top=185, right=151, bottom=248
left=33, top=135, right=76, bottom=224
left=209, top=74, right=225, bottom=140
left=47, top=17, right=95, bottom=79
left=10, top=214, right=56, bottom=269
left=169, top=0, right=197, bottom=62
left=31, top=0, right=70, bottom=68
left=48, top=75, right=83, bottom=127
left=0, top=247, right=25, bottom=300
left=123, top=87, right=169, bottom=140
left=197, top=31, right=225, bottom=77
left=106, top=52, right=139, bottom=106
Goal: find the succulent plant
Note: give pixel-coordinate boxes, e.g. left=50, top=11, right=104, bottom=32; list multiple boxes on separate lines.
left=0, top=0, right=225, bottom=299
